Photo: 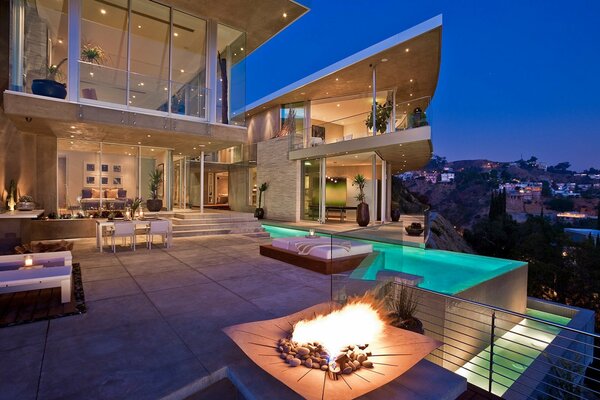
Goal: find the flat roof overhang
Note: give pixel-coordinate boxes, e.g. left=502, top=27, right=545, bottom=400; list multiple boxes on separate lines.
left=3, top=91, right=246, bottom=154
left=161, top=0, right=308, bottom=54
left=245, top=15, right=442, bottom=116
left=289, top=126, right=432, bottom=173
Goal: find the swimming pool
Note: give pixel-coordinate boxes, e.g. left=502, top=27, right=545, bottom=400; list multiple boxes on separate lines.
left=263, top=224, right=527, bottom=295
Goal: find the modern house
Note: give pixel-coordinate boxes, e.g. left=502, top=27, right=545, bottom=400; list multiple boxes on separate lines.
left=1, top=0, right=308, bottom=217
left=1, top=1, right=439, bottom=229
left=245, top=16, right=440, bottom=224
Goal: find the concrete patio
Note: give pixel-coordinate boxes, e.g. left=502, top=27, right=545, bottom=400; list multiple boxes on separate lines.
left=1, top=235, right=332, bottom=400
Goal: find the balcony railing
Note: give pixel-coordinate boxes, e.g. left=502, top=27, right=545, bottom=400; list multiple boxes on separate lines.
left=78, top=61, right=208, bottom=120
left=288, top=96, right=432, bottom=151
left=338, top=281, right=597, bottom=399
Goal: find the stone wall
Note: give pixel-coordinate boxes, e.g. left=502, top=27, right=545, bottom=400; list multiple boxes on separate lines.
left=247, top=106, right=280, bottom=144
left=257, top=137, right=300, bottom=221
left=228, top=164, right=253, bottom=213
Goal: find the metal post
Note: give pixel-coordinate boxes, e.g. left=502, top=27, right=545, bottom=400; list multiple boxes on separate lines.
left=67, top=0, right=81, bottom=102
left=372, top=154, right=377, bottom=223
left=99, top=142, right=103, bottom=210
left=319, top=158, right=326, bottom=224
left=200, top=151, right=205, bottom=213
left=9, top=0, right=25, bottom=91
left=488, top=311, right=496, bottom=394
left=371, top=65, right=377, bottom=136
left=381, top=161, right=387, bottom=223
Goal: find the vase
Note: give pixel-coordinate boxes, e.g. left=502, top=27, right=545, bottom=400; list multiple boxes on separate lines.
left=16, top=201, right=35, bottom=211
left=391, top=208, right=401, bottom=222
left=356, top=203, right=370, bottom=227
left=146, top=199, right=163, bottom=212
left=254, top=208, right=264, bottom=219
left=31, top=79, right=67, bottom=99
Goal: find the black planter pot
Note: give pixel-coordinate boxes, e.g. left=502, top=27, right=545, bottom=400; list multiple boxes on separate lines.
left=391, top=208, right=401, bottom=222
left=396, top=317, right=424, bottom=335
left=31, top=79, right=67, bottom=99
left=146, top=199, right=163, bottom=212
left=356, top=202, right=370, bottom=227
left=254, top=208, right=265, bottom=219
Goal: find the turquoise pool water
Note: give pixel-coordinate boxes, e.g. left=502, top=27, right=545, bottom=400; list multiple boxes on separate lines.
left=263, top=225, right=527, bottom=295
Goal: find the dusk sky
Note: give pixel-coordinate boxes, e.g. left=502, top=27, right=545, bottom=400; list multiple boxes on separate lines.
left=246, top=1, right=600, bottom=171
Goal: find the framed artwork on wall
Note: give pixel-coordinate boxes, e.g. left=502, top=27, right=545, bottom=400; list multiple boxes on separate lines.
left=86, top=176, right=96, bottom=185
left=101, top=164, right=109, bottom=173
left=113, top=177, right=122, bottom=186
left=113, top=165, right=122, bottom=173
left=101, top=176, right=109, bottom=185
left=86, top=163, right=95, bottom=172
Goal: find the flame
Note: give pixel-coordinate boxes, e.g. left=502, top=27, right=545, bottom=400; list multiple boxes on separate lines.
left=291, top=297, right=385, bottom=357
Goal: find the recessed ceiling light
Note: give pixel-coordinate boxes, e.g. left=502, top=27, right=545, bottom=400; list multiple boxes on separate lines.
left=336, top=104, right=340, bottom=107
left=139, top=82, right=144, bottom=86
left=132, top=95, right=136, bottom=98
left=240, top=47, right=244, bottom=51
left=180, top=69, right=184, bottom=73
left=137, top=141, right=141, bottom=144
left=58, top=39, right=63, bottom=44
left=199, top=144, right=205, bottom=147
left=381, top=58, right=388, bottom=62
left=164, top=87, right=168, bottom=91
left=208, top=142, right=211, bottom=144
left=193, top=147, right=196, bottom=150
left=70, top=141, right=74, bottom=144
left=137, top=25, right=142, bottom=29
left=70, top=135, right=74, bottom=138
left=173, top=32, right=179, bottom=37
left=179, top=152, right=182, bottom=155
left=409, top=93, right=413, bottom=97
left=147, top=134, right=151, bottom=138
left=100, top=8, right=106, bottom=15
left=282, top=12, right=287, bottom=18
left=151, top=148, right=155, bottom=151
left=70, top=125, right=75, bottom=129
left=335, top=78, right=339, bottom=81
left=409, top=79, right=414, bottom=82
left=301, top=92, right=305, bottom=95
left=405, top=48, right=410, bottom=52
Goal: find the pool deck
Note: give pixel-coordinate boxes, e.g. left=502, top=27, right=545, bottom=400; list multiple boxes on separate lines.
left=1, top=235, right=333, bottom=399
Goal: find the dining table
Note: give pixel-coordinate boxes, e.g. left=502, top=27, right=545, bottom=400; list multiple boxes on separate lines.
left=95, top=218, right=172, bottom=252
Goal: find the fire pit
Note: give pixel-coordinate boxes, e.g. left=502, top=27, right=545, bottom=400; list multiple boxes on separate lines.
left=223, top=299, right=441, bottom=400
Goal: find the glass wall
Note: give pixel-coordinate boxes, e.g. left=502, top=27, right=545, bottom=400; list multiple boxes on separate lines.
left=217, top=23, right=246, bottom=125
left=80, top=0, right=128, bottom=105
left=301, top=159, right=321, bottom=221
left=57, top=140, right=140, bottom=215
left=10, top=0, right=69, bottom=93
left=10, top=0, right=228, bottom=123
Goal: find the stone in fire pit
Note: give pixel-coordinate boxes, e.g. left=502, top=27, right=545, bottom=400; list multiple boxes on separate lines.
left=223, top=302, right=442, bottom=400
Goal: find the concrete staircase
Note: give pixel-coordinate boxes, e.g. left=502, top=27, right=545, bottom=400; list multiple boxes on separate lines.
left=170, top=212, right=270, bottom=238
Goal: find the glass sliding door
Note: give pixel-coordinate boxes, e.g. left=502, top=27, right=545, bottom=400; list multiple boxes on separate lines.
left=171, top=10, right=207, bottom=118
left=80, top=0, right=128, bottom=105
left=301, top=159, right=321, bottom=221
left=129, top=0, right=170, bottom=112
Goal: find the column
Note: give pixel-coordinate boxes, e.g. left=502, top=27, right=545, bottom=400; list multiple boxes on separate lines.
left=9, top=0, right=25, bottom=91
left=371, top=154, right=378, bottom=223
left=200, top=151, right=205, bottom=213
left=67, top=0, right=81, bottom=102
left=381, top=160, right=387, bottom=223
left=319, top=158, right=326, bottom=224
left=206, top=20, right=218, bottom=123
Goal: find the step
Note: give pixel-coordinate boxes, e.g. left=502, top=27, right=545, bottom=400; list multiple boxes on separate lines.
left=171, top=217, right=259, bottom=225
left=173, top=227, right=266, bottom=237
left=172, top=222, right=263, bottom=231
left=243, top=231, right=271, bottom=239
left=173, top=212, right=255, bottom=220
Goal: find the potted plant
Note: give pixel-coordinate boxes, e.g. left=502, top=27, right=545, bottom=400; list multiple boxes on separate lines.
left=32, top=43, right=106, bottom=99
left=16, top=195, right=35, bottom=211
left=376, top=281, right=424, bottom=334
left=405, top=222, right=424, bottom=236
left=146, top=169, right=163, bottom=212
left=254, top=182, right=269, bottom=219
left=130, top=197, right=142, bottom=218
left=365, top=100, right=393, bottom=134
left=353, top=174, right=370, bottom=226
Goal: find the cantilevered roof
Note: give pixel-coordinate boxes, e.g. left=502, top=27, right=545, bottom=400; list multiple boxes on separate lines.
left=162, top=0, right=309, bottom=54
left=245, top=14, right=442, bottom=115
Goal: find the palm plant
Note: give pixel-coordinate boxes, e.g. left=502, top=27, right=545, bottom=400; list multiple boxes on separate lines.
left=148, top=169, right=163, bottom=200
left=81, top=43, right=107, bottom=64
left=352, top=174, right=367, bottom=203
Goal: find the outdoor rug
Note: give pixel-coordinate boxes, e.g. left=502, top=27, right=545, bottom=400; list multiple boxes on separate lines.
left=0, top=263, right=86, bottom=327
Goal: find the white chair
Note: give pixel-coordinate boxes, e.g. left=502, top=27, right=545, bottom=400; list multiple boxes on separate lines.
left=110, top=222, right=136, bottom=253
left=147, top=220, right=170, bottom=249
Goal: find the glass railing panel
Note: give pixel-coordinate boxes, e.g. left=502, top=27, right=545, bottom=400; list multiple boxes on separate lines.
left=395, top=96, right=431, bottom=131
left=79, top=61, right=127, bottom=106
left=128, top=71, right=169, bottom=113
left=170, top=80, right=208, bottom=119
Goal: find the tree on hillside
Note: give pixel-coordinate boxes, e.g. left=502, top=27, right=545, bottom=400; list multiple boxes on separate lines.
left=547, top=162, right=573, bottom=174
left=541, top=181, right=552, bottom=197
left=545, top=198, right=575, bottom=212
left=489, top=189, right=507, bottom=220
left=427, top=155, right=447, bottom=171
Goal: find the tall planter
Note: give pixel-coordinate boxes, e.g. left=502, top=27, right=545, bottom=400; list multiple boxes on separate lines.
left=357, top=203, right=370, bottom=227
left=31, top=79, right=67, bottom=99
left=146, top=199, right=163, bottom=212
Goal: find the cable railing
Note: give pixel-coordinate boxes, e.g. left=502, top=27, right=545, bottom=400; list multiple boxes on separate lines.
left=366, top=282, right=598, bottom=399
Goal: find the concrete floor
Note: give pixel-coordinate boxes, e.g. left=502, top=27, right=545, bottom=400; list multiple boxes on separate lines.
left=0, top=235, right=331, bottom=400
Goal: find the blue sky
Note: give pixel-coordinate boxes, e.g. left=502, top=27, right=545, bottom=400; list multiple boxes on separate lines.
left=246, top=1, right=600, bottom=171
